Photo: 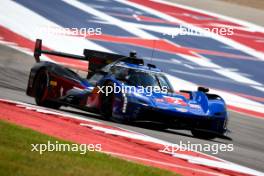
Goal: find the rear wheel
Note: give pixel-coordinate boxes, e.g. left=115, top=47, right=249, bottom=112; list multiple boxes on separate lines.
left=34, top=69, right=61, bottom=109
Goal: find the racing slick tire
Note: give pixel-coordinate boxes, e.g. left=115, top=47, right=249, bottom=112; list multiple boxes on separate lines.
left=100, top=82, right=131, bottom=124
left=191, top=130, right=217, bottom=140
left=34, top=69, right=61, bottom=109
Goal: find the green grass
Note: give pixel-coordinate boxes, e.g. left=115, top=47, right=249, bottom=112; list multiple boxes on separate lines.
left=0, top=120, right=180, bottom=176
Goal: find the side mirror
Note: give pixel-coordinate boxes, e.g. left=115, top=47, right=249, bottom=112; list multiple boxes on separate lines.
left=198, top=86, right=209, bottom=93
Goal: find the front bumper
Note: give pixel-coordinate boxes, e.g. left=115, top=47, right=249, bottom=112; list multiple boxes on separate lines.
left=125, top=103, right=227, bottom=134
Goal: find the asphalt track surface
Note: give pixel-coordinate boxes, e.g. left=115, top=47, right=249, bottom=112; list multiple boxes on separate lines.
left=0, top=44, right=264, bottom=172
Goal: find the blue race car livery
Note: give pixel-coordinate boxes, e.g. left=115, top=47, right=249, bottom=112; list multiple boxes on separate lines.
left=27, top=39, right=229, bottom=139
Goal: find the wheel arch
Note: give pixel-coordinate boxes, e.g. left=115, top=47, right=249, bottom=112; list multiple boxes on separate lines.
left=26, top=62, right=51, bottom=97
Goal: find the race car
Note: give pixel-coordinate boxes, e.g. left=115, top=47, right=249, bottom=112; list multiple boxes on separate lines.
left=26, top=39, right=229, bottom=139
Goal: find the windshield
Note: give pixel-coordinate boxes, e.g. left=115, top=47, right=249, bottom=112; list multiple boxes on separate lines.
left=112, top=66, right=173, bottom=92
left=128, top=71, right=158, bottom=87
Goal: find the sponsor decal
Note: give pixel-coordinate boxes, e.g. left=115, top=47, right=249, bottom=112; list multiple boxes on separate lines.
left=155, top=98, right=164, bottom=103
left=189, top=104, right=201, bottom=109
left=164, top=97, right=187, bottom=106
left=175, top=107, right=188, bottom=112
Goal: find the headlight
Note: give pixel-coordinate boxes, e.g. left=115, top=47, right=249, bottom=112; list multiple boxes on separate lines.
left=122, top=94, right=128, bottom=113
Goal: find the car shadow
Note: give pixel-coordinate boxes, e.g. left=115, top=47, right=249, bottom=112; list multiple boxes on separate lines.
left=59, top=108, right=232, bottom=143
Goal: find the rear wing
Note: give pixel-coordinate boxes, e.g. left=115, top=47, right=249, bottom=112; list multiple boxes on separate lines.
left=34, top=39, right=86, bottom=62
left=34, top=39, right=136, bottom=75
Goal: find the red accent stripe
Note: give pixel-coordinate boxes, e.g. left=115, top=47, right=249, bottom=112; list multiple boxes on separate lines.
left=228, top=105, right=264, bottom=119
left=229, top=92, right=264, bottom=103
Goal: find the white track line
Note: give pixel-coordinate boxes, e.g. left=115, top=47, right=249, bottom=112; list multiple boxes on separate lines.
left=116, top=0, right=264, bottom=94
left=103, top=151, right=227, bottom=176
left=154, top=0, right=264, bottom=31
left=1, top=98, right=263, bottom=175
left=62, top=0, right=157, bottom=39
left=0, top=0, right=111, bottom=55
left=117, top=0, right=264, bottom=61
